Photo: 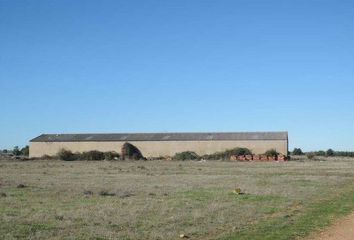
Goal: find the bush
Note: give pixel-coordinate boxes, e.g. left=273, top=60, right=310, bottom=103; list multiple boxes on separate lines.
left=316, top=150, right=326, bottom=156
left=56, top=149, right=121, bottom=161
left=335, top=151, right=354, bottom=157
left=104, top=151, right=120, bottom=160
left=20, top=146, right=29, bottom=156
left=57, top=149, right=78, bottom=161
left=326, top=149, right=335, bottom=157
left=264, top=149, right=278, bottom=157
left=121, top=142, right=144, bottom=160
left=2, top=149, right=8, bottom=153
left=292, top=148, right=303, bottom=155
left=173, top=151, right=200, bottom=161
left=79, top=150, right=105, bottom=160
left=13, top=146, right=21, bottom=156
left=306, top=152, right=316, bottom=159
left=226, top=147, right=252, bottom=156
left=202, top=152, right=223, bottom=160
left=202, top=147, right=252, bottom=160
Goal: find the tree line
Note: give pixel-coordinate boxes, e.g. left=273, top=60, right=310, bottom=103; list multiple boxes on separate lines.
left=1, top=146, right=29, bottom=156
left=292, top=148, right=354, bottom=157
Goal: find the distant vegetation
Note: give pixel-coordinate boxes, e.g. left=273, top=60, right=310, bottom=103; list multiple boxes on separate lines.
left=48, top=146, right=286, bottom=161
left=20, top=146, right=29, bottom=156
left=292, top=148, right=304, bottom=155
left=290, top=148, right=354, bottom=160
left=56, top=142, right=144, bottom=161
left=79, top=151, right=117, bottom=161
left=306, top=152, right=316, bottom=159
left=103, top=151, right=121, bottom=160
left=170, top=148, right=287, bottom=161
left=303, top=149, right=354, bottom=158
left=121, top=142, right=145, bottom=160
left=326, top=148, right=334, bottom=156
left=57, top=149, right=78, bottom=161
left=157, top=148, right=255, bottom=161
left=12, top=146, right=21, bottom=156
left=332, top=151, right=354, bottom=157
left=173, top=151, right=199, bottom=161
left=1, top=146, right=29, bottom=156
left=57, top=149, right=120, bottom=161
left=264, top=149, right=278, bottom=157
left=202, top=147, right=252, bottom=160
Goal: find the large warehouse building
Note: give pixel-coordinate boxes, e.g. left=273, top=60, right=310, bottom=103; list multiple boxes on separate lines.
left=29, top=131, right=288, bottom=158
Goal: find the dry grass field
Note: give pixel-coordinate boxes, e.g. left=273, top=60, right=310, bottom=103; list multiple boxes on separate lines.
left=1, top=157, right=354, bottom=240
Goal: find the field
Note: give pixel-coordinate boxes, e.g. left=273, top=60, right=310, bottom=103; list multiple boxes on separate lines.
left=1, top=157, right=354, bottom=240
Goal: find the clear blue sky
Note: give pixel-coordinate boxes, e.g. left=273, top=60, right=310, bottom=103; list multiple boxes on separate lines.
left=1, top=0, right=353, bottom=151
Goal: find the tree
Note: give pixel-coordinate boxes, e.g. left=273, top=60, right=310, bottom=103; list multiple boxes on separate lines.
left=292, top=148, right=303, bottom=155
left=264, top=149, right=278, bottom=156
left=13, top=146, right=21, bottom=156
left=316, top=150, right=326, bottom=156
left=326, top=149, right=335, bottom=157
left=173, top=151, right=199, bottom=160
left=121, top=142, right=144, bottom=160
left=21, top=145, right=29, bottom=156
left=306, top=152, right=316, bottom=159
left=226, top=147, right=252, bottom=156
left=57, top=149, right=78, bottom=161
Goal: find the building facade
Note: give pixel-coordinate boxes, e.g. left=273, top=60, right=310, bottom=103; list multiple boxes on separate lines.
left=29, top=132, right=288, bottom=158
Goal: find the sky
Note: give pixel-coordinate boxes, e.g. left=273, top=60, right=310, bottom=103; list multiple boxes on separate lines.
left=0, top=0, right=354, bottom=151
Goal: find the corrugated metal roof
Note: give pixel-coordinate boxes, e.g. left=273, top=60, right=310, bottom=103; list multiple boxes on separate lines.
left=30, top=132, right=288, bottom=142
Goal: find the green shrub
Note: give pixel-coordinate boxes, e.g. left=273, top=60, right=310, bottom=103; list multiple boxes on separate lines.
left=121, top=142, right=144, bottom=160
left=326, top=149, right=334, bottom=157
left=292, top=148, right=303, bottom=155
left=316, top=150, right=326, bottom=156
left=56, top=149, right=121, bottom=161
left=226, top=147, right=252, bottom=156
left=104, top=151, right=120, bottom=160
left=202, top=152, right=224, bottom=160
left=57, top=149, right=78, bottom=161
left=334, top=151, right=354, bottom=157
left=20, top=146, right=29, bottom=156
left=264, top=149, right=278, bottom=157
left=202, top=147, right=252, bottom=160
left=306, top=152, right=316, bottom=159
left=79, top=151, right=105, bottom=160
left=302, top=150, right=354, bottom=158
left=13, top=146, right=21, bottom=156
left=173, top=151, right=200, bottom=161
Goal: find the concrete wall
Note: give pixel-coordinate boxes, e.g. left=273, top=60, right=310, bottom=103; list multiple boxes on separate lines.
left=29, top=140, right=288, bottom=158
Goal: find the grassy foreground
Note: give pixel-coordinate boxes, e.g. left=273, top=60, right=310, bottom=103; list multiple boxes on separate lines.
left=1, top=157, right=354, bottom=239
left=225, top=184, right=354, bottom=239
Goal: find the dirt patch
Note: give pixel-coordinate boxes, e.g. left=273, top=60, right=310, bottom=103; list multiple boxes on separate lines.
left=308, top=212, right=354, bottom=240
